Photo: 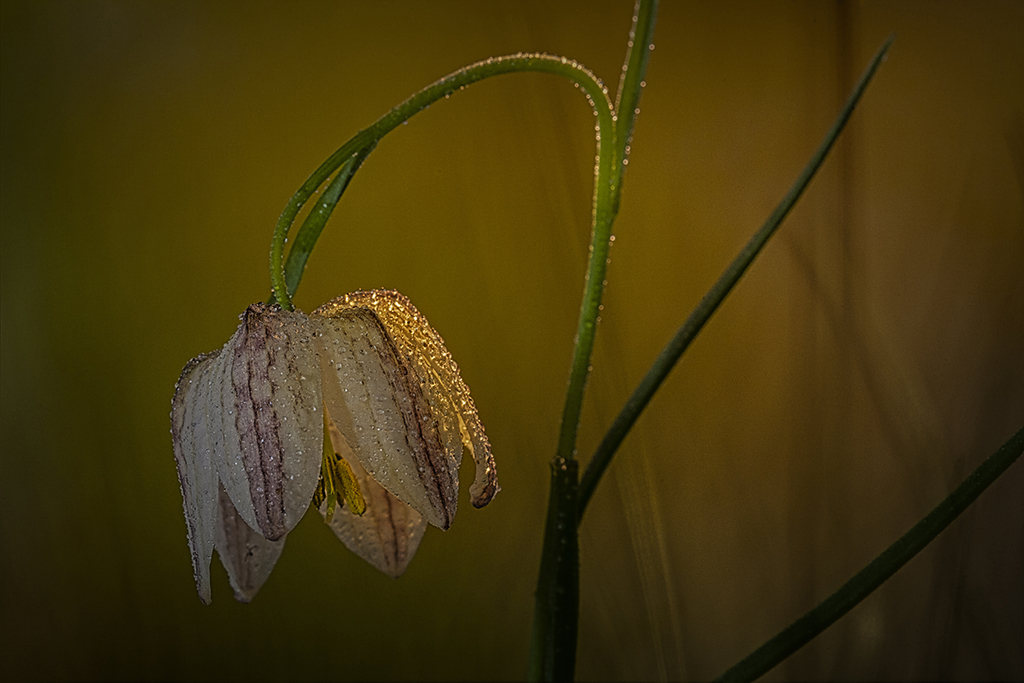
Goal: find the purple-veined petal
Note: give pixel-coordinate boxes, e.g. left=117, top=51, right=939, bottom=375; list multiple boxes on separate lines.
left=313, top=302, right=458, bottom=529
left=214, top=482, right=286, bottom=602
left=313, top=290, right=498, bottom=525
left=213, top=303, right=324, bottom=541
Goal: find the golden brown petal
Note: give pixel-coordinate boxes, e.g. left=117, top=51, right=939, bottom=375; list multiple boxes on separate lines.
left=312, top=290, right=498, bottom=529
left=314, top=306, right=456, bottom=529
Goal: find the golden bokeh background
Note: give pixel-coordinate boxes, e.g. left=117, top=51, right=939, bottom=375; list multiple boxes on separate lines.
left=2, top=1, right=1022, bottom=680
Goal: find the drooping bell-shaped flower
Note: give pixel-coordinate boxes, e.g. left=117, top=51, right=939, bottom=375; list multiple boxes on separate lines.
left=170, top=290, right=498, bottom=603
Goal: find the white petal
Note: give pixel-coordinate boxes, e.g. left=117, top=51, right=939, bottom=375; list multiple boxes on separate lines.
left=213, top=303, right=324, bottom=540
left=321, top=420, right=427, bottom=577
left=214, top=482, right=286, bottom=603
left=170, top=351, right=220, bottom=604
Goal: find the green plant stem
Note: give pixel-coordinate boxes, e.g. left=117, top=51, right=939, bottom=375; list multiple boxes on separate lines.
left=268, top=54, right=615, bottom=310
left=528, top=458, right=580, bottom=682
left=264, top=39, right=633, bottom=683
left=271, top=143, right=376, bottom=304
left=529, top=3, right=657, bottom=681
left=577, top=34, right=894, bottom=522
left=554, top=0, right=657, bottom=468
left=612, top=0, right=658, bottom=211
left=714, top=424, right=1024, bottom=683
left=554, top=99, right=617, bottom=470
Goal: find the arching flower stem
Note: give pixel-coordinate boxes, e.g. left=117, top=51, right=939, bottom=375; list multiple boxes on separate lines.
left=268, top=54, right=617, bottom=313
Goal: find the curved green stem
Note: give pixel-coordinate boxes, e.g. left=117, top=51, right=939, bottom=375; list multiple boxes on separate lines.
left=268, top=54, right=615, bottom=310
left=555, top=0, right=657, bottom=476
left=267, top=144, right=375, bottom=306
left=529, top=3, right=658, bottom=681
left=577, top=34, right=894, bottom=522
left=555, top=92, right=617, bottom=467
left=715, top=424, right=1024, bottom=683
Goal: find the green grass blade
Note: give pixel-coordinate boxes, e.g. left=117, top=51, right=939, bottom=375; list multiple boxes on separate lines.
left=714, top=424, right=1024, bottom=683
left=577, top=34, right=895, bottom=521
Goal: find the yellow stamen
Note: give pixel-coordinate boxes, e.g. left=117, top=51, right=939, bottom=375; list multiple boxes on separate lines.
left=316, top=405, right=366, bottom=522
left=332, top=453, right=366, bottom=516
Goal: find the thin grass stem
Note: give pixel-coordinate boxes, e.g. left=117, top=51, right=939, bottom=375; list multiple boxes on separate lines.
left=577, top=34, right=895, bottom=521
left=714, top=424, right=1024, bottom=683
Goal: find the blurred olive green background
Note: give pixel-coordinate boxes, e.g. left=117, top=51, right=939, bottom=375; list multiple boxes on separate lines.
left=2, top=1, right=1022, bottom=681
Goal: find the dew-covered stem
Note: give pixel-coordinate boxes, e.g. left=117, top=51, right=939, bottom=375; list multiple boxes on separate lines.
left=268, top=54, right=615, bottom=310
left=612, top=0, right=658, bottom=210
left=530, top=3, right=658, bottom=680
